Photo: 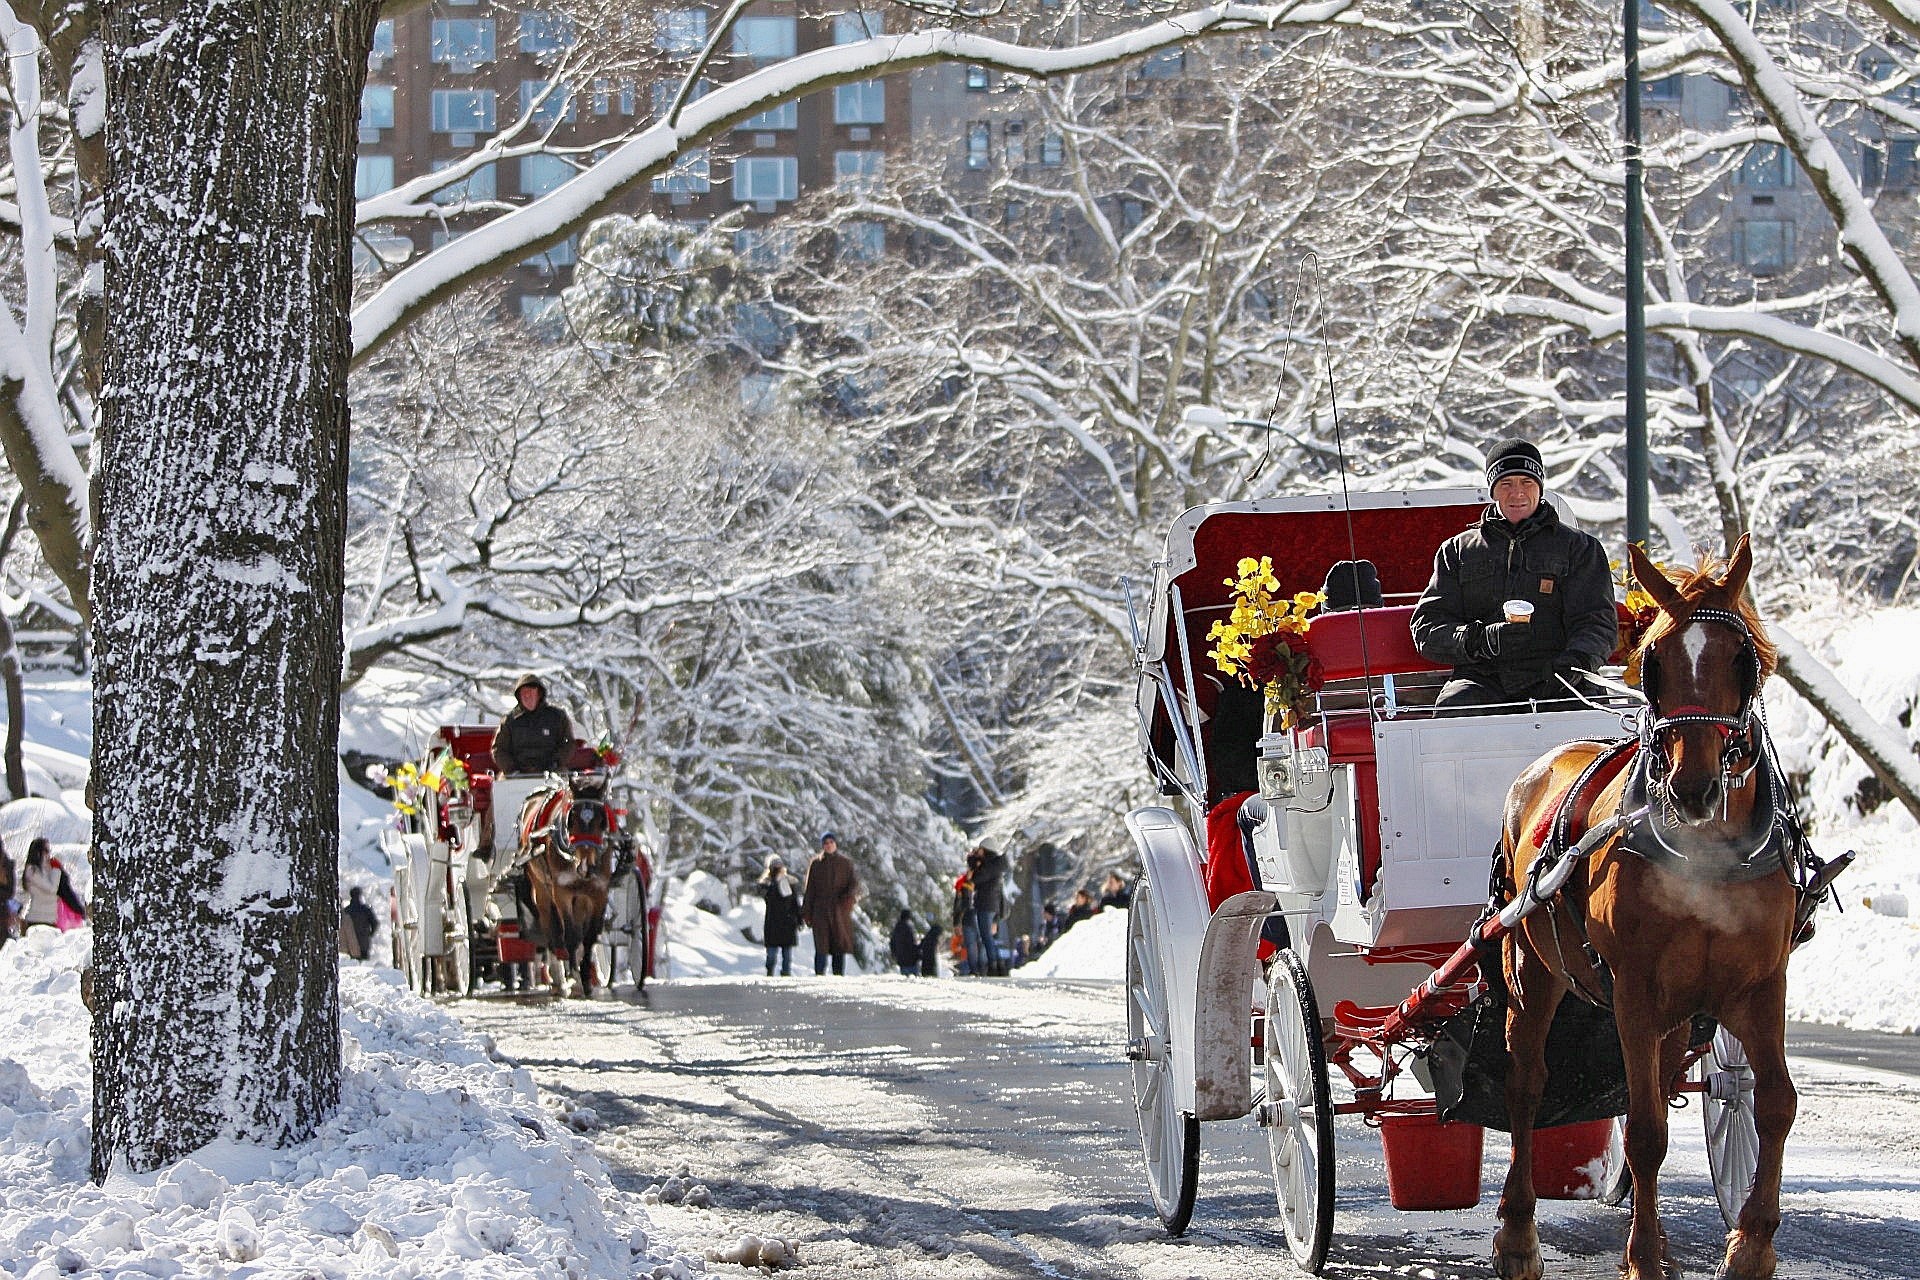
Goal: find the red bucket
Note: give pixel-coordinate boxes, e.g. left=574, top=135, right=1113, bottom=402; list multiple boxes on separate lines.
left=1380, top=1113, right=1483, bottom=1210
left=1531, top=1119, right=1616, bottom=1199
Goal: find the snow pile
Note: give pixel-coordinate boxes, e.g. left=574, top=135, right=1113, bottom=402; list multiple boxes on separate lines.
left=1019, top=909, right=1126, bottom=980
left=0, top=928, right=692, bottom=1279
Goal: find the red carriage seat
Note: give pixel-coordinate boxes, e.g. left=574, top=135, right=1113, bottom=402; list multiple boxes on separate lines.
left=1291, top=606, right=1446, bottom=902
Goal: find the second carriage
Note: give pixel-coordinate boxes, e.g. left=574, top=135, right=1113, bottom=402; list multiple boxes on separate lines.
left=381, top=724, right=662, bottom=997
left=1122, top=488, right=1762, bottom=1270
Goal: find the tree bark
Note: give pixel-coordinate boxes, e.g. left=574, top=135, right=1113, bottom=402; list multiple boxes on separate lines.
left=91, top=0, right=376, bottom=1176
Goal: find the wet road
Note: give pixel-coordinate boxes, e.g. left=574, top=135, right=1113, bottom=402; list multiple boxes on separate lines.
left=458, top=978, right=1920, bottom=1279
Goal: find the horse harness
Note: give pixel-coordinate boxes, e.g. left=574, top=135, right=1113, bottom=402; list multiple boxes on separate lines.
left=1494, top=607, right=1849, bottom=1011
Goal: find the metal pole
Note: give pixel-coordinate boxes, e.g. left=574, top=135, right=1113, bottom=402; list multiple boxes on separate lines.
left=1623, top=0, right=1650, bottom=546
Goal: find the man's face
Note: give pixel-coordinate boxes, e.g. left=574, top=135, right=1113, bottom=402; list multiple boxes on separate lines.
left=517, top=686, right=541, bottom=711
left=1492, top=475, right=1542, bottom=524
left=822, top=838, right=837, bottom=855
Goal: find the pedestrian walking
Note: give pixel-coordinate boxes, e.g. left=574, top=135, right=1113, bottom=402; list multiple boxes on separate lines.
left=889, top=908, right=920, bottom=975
left=339, top=886, right=378, bottom=960
left=801, top=833, right=860, bottom=976
left=20, top=839, right=83, bottom=932
left=758, top=855, right=803, bottom=977
left=953, top=861, right=979, bottom=974
left=1098, top=871, right=1133, bottom=910
left=967, top=846, right=1009, bottom=976
left=918, top=921, right=942, bottom=977
left=0, top=838, right=16, bottom=950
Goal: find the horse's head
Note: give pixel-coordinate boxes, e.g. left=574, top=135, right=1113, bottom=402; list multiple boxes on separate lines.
left=561, top=773, right=611, bottom=852
left=1628, top=535, right=1775, bottom=823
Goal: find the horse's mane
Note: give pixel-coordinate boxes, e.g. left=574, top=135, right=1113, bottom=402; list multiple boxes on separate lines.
left=1635, top=553, right=1777, bottom=682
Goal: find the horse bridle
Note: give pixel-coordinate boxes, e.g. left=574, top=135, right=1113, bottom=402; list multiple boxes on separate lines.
left=1637, top=605, right=1762, bottom=804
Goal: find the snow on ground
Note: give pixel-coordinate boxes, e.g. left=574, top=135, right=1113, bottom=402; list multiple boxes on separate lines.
left=0, top=929, right=698, bottom=1280
left=656, top=871, right=874, bottom=979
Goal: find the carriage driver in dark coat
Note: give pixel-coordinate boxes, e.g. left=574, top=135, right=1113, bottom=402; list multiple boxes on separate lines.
left=492, top=673, right=575, bottom=775
left=1410, top=439, right=1618, bottom=709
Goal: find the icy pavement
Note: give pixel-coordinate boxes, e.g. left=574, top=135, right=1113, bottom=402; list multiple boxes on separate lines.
left=460, top=975, right=1920, bottom=1279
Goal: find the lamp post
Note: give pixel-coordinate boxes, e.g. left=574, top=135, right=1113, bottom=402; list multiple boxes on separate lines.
left=1624, top=0, right=1651, bottom=547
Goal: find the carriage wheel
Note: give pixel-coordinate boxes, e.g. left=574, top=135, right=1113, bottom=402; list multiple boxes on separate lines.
left=629, top=908, right=651, bottom=991
left=1697, top=1026, right=1759, bottom=1227
left=1596, top=1116, right=1631, bottom=1206
left=1125, top=882, right=1199, bottom=1235
left=1263, top=947, right=1334, bottom=1273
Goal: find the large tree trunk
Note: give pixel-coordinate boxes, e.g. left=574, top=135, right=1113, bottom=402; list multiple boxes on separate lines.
left=91, top=0, right=376, bottom=1176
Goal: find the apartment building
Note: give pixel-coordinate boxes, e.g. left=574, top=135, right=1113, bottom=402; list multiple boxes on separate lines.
left=357, top=2, right=910, bottom=321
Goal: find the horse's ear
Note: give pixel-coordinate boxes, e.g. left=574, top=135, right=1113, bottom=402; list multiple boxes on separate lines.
left=1719, top=532, right=1753, bottom=599
left=1628, top=541, right=1683, bottom=613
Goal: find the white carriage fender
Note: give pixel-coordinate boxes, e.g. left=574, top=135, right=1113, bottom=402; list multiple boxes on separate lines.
left=1126, top=806, right=1210, bottom=1116
left=1193, top=888, right=1278, bottom=1122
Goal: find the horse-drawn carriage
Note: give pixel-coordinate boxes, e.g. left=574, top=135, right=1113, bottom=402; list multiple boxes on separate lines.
left=1123, top=488, right=1843, bottom=1277
left=380, top=724, right=661, bottom=998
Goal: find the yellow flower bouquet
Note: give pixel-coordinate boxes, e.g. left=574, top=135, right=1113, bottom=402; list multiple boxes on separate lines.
left=1205, top=556, right=1326, bottom=729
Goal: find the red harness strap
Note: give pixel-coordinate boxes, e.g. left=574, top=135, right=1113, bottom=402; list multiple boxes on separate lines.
left=1527, top=747, right=1638, bottom=850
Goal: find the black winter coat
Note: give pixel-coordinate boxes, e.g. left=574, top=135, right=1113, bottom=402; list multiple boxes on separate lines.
left=1409, top=503, right=1617, bottom=698
left=889, top=915, right=920, bottom=968
left=493, top=702, right=574, bottom=775
left=970, top=850, right=1008, bottom=919
left=760, top=877, right=803, bottom=948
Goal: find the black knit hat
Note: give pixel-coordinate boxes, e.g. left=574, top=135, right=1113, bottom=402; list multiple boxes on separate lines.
left=1486, top=439, right=1546, bottom=490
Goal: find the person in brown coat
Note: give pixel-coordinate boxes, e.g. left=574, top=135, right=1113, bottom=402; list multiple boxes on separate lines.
left=801, top=832, right=860, bottom=975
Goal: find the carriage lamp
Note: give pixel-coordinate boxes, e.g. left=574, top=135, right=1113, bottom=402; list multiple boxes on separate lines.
left=1257, top=732, right=1295, bottom=799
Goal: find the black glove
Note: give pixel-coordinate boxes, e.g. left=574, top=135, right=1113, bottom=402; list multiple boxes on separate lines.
left=1467, top=620, right=1535, bottom=661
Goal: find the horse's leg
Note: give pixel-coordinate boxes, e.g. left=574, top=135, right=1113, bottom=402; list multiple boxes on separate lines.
left=1494, top=935, right=1565, bottom=1280
left=1616, top=983, right=1677, bottom=1280
left=1717, top=975, right=1793, bottom=1280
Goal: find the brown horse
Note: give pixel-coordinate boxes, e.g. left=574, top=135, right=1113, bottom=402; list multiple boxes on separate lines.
left=1493, top=535, right=1800, bottom=1280
left=518, top=771, right=615, bottom=998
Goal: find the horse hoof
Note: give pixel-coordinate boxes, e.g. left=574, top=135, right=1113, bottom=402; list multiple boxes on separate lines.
left=1716, top=1231, right=1777, bottom=1280
left=1492, top=1246, right=1543, bottom=1280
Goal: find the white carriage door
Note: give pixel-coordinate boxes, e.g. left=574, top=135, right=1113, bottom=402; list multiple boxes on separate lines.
left=1372, top=712, right=1625, bottom=918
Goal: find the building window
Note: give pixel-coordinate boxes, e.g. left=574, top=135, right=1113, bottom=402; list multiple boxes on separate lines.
left=652, top=148, right=711, bottom=193
left=737, top=100, right=798, bottom=130
left=620, top=79, right=638, bottom=115
left=360, top=84, right=395, bottom=131
left=966, top=121, right=990, bottom=170
left=1040, top=128, right=1064, bottom=165
left=1645, top=74, right=1681, bottom=102
left=732, top=155, right=798, bottom=203
left=431, top=159, right=497, bottom=204
left=834, top=150, right=883, bottom=192
left=592, top=78, right=610, bottom=115
left=657, top=8, right=707, bottom=55
left=430, top=19, right=495, bottom=67
left=734, top=16, right=796, bottom=62
left=1738, top=143, right=1792, bottom=188
left=839, top=221, right=884, bottom=261
left=354, top=155, right=395, bottom=199
left=1890, top=138, right=1920, bottom=189
left=1139, top=47, right=1185, bottom=78
left=835, top=80, right=885, bottom=125
left=832, top=11, right=886, bottom=41
left=1733, top=218, right=1794, bottom=273
left=734, top=228, right=795, bottom=267
left=369, top=19, right=395, bottom=66
left=652, top=78, right=713, bottom=119
left=520, top=78, right=576, bottom=127
left=965, top=65, right=989, bottom=91
left=1005, top=120, right=1026, bottom=167
left=519, top=152, right=574, bottom=197
left=430, top=88, right=497, bottom=134
left=519, top=11, right=574, bottom=54
left=522, top=238, right=577, bottom=273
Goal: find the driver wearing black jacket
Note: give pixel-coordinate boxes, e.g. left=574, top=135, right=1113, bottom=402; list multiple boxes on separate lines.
left=492, top=673, right=575, bottom=774
left=1410, top=439, right=1617, bottom=709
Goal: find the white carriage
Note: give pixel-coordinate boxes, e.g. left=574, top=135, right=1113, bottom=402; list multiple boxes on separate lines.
left=1122, top=490, right=1760, bottom=1269
left=380, top=724, right=661, bottom=996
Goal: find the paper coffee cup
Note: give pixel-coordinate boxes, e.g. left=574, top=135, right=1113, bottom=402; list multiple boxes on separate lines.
left=1504, top=599, right=1534, bottom=624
